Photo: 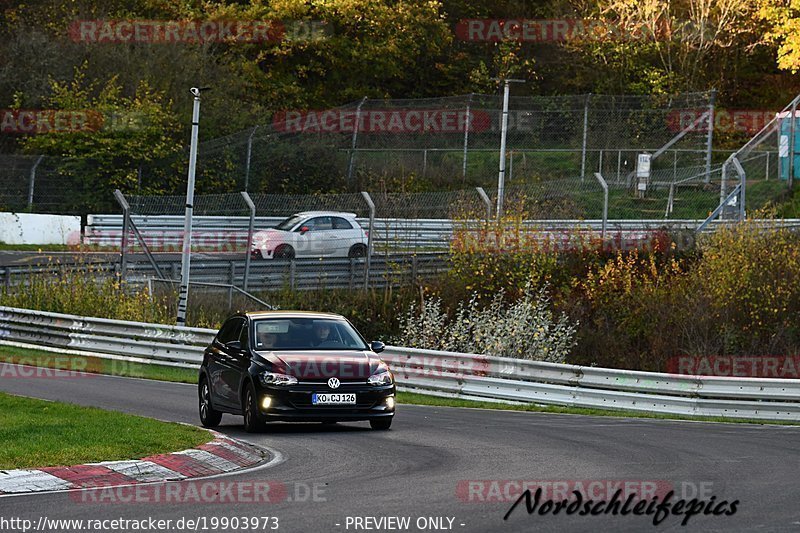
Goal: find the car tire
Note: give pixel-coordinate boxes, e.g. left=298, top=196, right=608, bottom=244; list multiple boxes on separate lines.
left=370, top=418, right=392, bottom=430
left=243, top=384, right=263, bottom=433
left=348, top=244, right=367, bottom=258
left=199, top=378, right=222, bottom=428
left=274, top=245, right=295, bottom=260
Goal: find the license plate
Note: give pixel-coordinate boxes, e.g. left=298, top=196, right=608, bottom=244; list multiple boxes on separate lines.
left=312, top=393, right=356, bottom=405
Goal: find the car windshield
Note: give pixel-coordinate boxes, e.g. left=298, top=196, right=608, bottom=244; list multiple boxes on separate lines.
left=274, top=215, right=305, bottom=231
left=253, top=318, right=369, bottom=351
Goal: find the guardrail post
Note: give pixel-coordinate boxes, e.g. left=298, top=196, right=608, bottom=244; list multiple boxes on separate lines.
left=361, top=191, right=375, bottom=290
left=240, top=191, right=256, bottom=291
left=113, top=189, right=131, bottom=282
left=289, top=260, right=296, bottom=290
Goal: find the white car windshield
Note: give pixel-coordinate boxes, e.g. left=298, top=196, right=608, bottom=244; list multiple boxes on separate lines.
left=254, top=318, right=369, bottom=351
left=274, top=215, right=305, bottom=231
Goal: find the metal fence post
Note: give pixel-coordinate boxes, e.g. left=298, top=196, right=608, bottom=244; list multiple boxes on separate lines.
left=347, top=97, right=368, bottom=185
left=495, top=79, right=524, bottom=219
left=462, top=93, right=474, bottom=181
left=580, top=94, right=591, bottom=181
left=361, top=191, right=375, bottom=290
left=790, top=98, right=797, bottom=192
left=665, top=183, right=675, bottom=218
left=228, top=262, right=236, bottom=310
left=27, top=155, right=44, bottom=210
left=704, top=89, right=716, bottom=183
left=476, top=187, right=491, bottom=220
left=244, top=126, right=258, bottom=192
left=719, top=159, right=728, bottom=211
left=593, top=173, right=608, bottom=240
left=113, top=189, right=130, bottom=281
left=240, top=191, right=256, bottom=292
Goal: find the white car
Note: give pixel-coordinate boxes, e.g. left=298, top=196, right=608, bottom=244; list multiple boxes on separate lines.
left=251, top=211, right=369, bottom=259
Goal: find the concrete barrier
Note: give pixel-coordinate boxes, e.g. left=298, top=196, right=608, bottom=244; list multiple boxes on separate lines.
left=0, top=213, right=81, bottom=245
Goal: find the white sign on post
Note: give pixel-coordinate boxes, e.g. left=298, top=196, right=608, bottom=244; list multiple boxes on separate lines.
left=636, top=153, right=651, bottom=178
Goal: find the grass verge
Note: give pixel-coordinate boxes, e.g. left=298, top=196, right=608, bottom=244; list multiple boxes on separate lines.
left=0, top=391, right=210, bottom=469
left=3, top=344, right=794, bottom=426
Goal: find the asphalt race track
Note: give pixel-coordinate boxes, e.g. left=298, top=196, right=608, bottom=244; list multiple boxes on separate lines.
left=0, top=363, right=799, bottom=532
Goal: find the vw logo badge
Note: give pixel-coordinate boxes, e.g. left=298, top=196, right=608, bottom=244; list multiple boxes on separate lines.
left=327, top=377, right=341, bottom=389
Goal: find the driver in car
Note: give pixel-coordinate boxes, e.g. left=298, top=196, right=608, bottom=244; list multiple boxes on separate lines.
left=257, top=331, right=278, bottom=349
left=311, top=322, right=331, bottom=346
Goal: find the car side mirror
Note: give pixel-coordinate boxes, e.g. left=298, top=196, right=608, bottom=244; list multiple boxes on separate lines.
left=299, top=226, right=310, bottom=234
left=226, top=340, right=242, bottom=351
left=370, top=341, right=385, bottom=353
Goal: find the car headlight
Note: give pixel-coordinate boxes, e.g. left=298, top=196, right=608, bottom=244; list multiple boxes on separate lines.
left=259, top=372, right=298, bottom=386
left=368, top=368, right=393, bottom=386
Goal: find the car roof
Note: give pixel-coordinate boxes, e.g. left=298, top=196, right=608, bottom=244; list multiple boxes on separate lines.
left=244, top=310, right=348, bottom=321
left=293, top=211, right=358, bottom=218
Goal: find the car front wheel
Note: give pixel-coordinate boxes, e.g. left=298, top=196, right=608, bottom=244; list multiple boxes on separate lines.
left=274, top=245, right=295, bottom=259
left=243, top=384, right=263, bottom=433
left=199, top=378, right=222, bottom=428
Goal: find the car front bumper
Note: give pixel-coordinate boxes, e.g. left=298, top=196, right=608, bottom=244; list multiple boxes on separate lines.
left=255, top=382, right=395, bottom=422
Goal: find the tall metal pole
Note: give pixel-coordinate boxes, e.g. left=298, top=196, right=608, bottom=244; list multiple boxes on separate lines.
left=244, top=125, right=258, bottom=192
left=495, top=78, right=524, bottom=219
left=704, top=89, right=716, bottom=183
left=177, top=87, right=208, bottom=326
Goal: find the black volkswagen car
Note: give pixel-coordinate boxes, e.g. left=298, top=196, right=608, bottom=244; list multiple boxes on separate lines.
left=198, top=311, right=395, bottom=432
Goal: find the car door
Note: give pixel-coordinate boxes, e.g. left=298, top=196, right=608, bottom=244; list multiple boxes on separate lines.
left=296, top=216, right=334, bottom=257
left=208, top=317, right=246, bottom=409
left=332, top=216, right=358, bottom=256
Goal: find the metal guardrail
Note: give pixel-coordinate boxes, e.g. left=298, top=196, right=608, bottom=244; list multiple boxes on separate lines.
left=0, top=254, right=449, bottom=291
left=0, top=254, right=448, bottom=290
left=85, top=215, right=800, bottom=251
left=2, top=307, right=799, bottom=421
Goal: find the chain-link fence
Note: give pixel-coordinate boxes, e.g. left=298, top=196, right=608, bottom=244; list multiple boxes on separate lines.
left=0, top=91, right=720, bottom=215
